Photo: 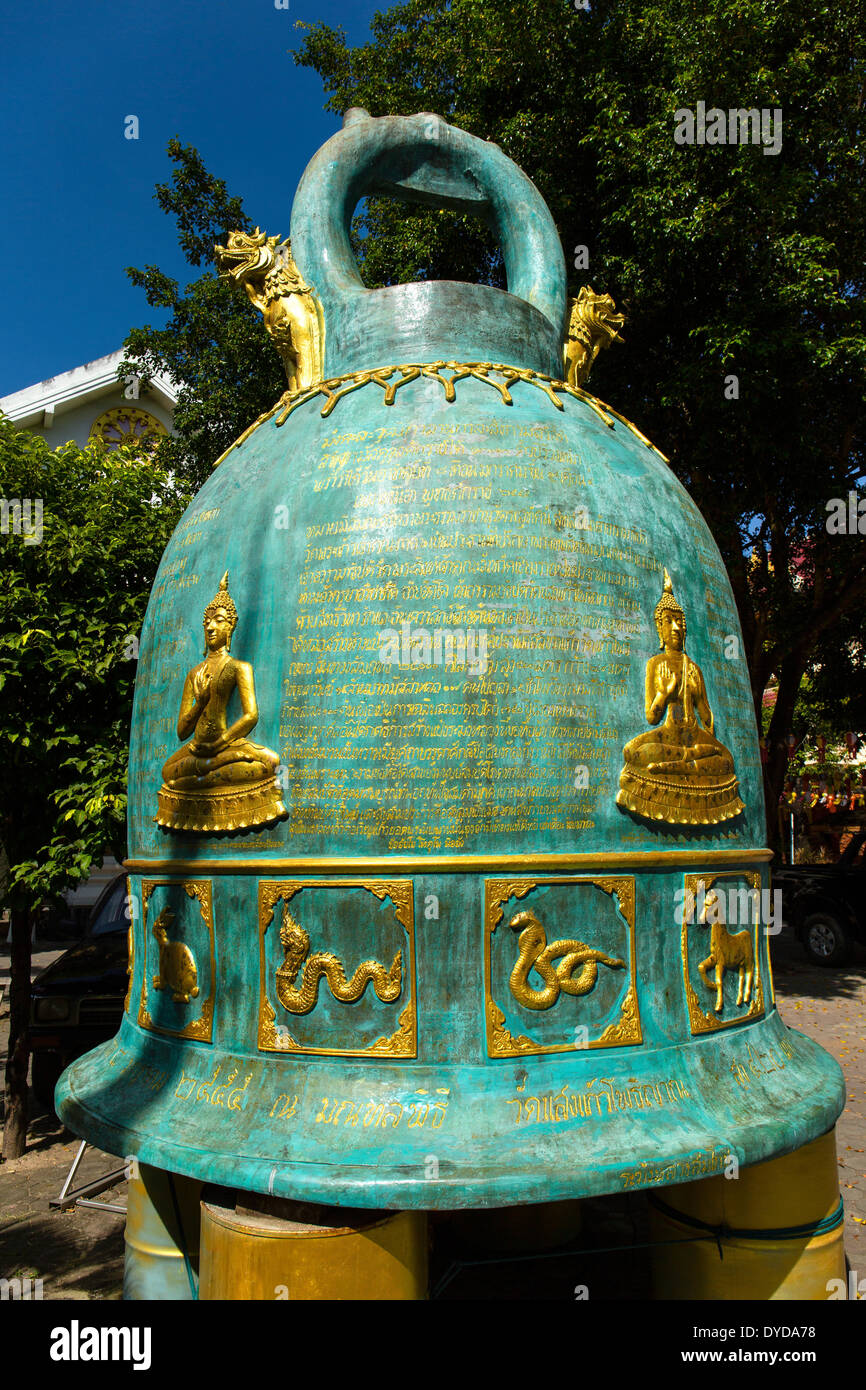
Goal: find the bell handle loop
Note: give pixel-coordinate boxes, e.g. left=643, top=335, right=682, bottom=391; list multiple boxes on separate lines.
left=289, top=110, right=567, bottom=335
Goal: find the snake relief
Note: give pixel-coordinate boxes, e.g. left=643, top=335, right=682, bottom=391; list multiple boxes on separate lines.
left=275, top=904, right=403, bottom=1016
left=508, top=909, right=626, bottom=1010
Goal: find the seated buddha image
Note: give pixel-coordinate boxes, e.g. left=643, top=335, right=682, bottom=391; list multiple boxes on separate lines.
left=616, top=570, right=744, bottom=826
left=155, top=572, right=286, bottom=834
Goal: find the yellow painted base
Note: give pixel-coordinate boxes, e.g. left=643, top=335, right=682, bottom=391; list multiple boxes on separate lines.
left=124, top=1163, right=202, bottom=1301
left=198, top=1196, right=428, bottom=1300
left=649, top=1129, right=846, bottom=1300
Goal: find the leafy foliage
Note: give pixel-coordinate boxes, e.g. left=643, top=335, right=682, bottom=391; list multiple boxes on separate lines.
left=0, top=418, right=185, bottom=908
left=121, top=139, right=285, bottom=492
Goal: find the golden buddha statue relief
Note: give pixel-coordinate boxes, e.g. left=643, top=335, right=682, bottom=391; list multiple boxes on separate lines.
left=155, top=573, right=286, bottom=834
left=616, top=570, right=744, bottom=826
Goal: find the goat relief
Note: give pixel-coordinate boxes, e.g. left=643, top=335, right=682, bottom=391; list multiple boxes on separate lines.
left=680, top=874, right=763, bottom=1034
left=697, top=889, right=754, bottom=1013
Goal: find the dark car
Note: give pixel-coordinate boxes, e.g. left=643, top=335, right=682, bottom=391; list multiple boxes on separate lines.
left=773, top=831, right=866, bottom=966
left=30, top=874, right=129, bottom=1108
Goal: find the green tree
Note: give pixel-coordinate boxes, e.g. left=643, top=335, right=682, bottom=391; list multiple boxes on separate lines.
left=0, top=419, right=184, bottom=1157
left=121, top=139, right=286, bottom=493
left=791, top=609, right=866, bottom=765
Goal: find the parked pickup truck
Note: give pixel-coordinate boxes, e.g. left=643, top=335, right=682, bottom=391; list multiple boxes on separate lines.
left=773, top=831, right=866, bottom=966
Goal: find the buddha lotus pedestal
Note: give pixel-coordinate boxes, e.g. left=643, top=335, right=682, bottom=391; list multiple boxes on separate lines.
left=57, top=110, right=846, bottom=1300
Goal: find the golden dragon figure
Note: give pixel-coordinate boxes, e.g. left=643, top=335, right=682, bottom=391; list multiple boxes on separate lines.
left=563, top=285, right=625, bottom=387
left=508, top=909, right=625, bottom=1010
left=275, top=904, right=403, bottom=1016
left=213, top=227, right=324, bottom=393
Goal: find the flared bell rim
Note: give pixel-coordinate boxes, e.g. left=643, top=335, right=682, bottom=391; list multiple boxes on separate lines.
left=56, top=1017, right=844, bottom=1212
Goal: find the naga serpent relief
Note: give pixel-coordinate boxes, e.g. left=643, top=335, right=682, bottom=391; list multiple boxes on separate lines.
left=276, top=902, right=404, bottom=1016
left=156, top=572, right=286, bottom=834
left=617, top=570, right=744, bottom=826
left=509, top=909, right=626, bottom=1010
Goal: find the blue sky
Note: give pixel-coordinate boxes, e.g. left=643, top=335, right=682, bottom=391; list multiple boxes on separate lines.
left=0, top=0, right=381, bottom=395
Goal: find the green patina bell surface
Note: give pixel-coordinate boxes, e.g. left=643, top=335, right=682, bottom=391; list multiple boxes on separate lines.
left=57, top=111, right=844, bottom=1209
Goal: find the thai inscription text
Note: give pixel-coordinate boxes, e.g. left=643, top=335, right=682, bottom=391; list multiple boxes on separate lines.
left=314, top=1088, right=450, bottom=1131
left=174, top=1063, right=252, bottom=1111
left=280, top=417, right=664, bottom=848
left=507, top=1076, right=690, bottom=1125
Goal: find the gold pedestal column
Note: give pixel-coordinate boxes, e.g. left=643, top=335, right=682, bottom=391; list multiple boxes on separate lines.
left=198, top=1194, right=428, bottom=1300
left=123, top=1163, right=202, bottom=1301
left=649, top=1129, right=846, bottom=1300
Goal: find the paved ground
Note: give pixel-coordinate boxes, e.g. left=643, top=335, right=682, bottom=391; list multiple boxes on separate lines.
left=1, top=929, right=864, bottom=1299
left=0, top=945, right=127, bottom=1300
left=770, top=931, right=866, bottom=1265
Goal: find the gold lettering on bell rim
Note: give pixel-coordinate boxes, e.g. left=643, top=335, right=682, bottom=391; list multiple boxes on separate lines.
left=507, top=1076, right=690, bottom=1125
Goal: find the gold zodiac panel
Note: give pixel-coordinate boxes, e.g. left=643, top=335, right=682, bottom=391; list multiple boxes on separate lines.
left=617, top=569, right=744, bottom=827
left=258, top=880, right=416, bottom=1058
left=485, top=877, right=641, bottom=1058
left=138, top=880, right=216, bottom=1041
left=155, top=572, right=286, bottom=834
left=681, top=871, right=765, bottom=1034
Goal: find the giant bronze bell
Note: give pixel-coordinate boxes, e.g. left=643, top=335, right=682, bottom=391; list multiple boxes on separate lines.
left=58, top=111, right=846, bottom=1296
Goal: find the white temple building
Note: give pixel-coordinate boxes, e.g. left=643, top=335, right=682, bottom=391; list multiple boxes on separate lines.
left=0, top=349, right=177, bottom=450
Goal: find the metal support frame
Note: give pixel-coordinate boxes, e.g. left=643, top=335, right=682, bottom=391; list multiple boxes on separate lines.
left=50, top=1139, right=128, bottom=1214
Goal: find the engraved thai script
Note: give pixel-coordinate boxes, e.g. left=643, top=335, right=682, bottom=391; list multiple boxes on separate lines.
left=314, top=1089, right=450, bottom=1131
left=620, top=1146, right=729, bottom=1188
left=268, top=1093, right=299, bottom=1119
left=104, top=1040, right=167, bottom=1092
left=506, top=1077, right=690, bottom=1125
left=174, top=1063, right=253, bottom=1110
left=378, top=621, right=488, bottom=676
left=730, top=1035, right=795, bottom=1086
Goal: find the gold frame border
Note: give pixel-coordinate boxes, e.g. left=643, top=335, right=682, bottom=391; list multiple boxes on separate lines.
left=257, top=878, right=417, bottom=1059
left=484, top=876, right=641, bottom=1058
left=681, top=871, right=765, bottom=1035
left=124, top=873, right=134, bottom=1015
left=137, top=879, right=216, bottom=1042
left=127, top=847, right=770, bottom=876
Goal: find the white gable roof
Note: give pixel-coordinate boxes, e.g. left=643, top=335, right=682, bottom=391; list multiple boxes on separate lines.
left=0, top=350, right=179, bottom=429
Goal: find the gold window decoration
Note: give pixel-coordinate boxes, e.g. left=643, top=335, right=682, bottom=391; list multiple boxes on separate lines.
left=89, top=406, right=167, bottom=451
